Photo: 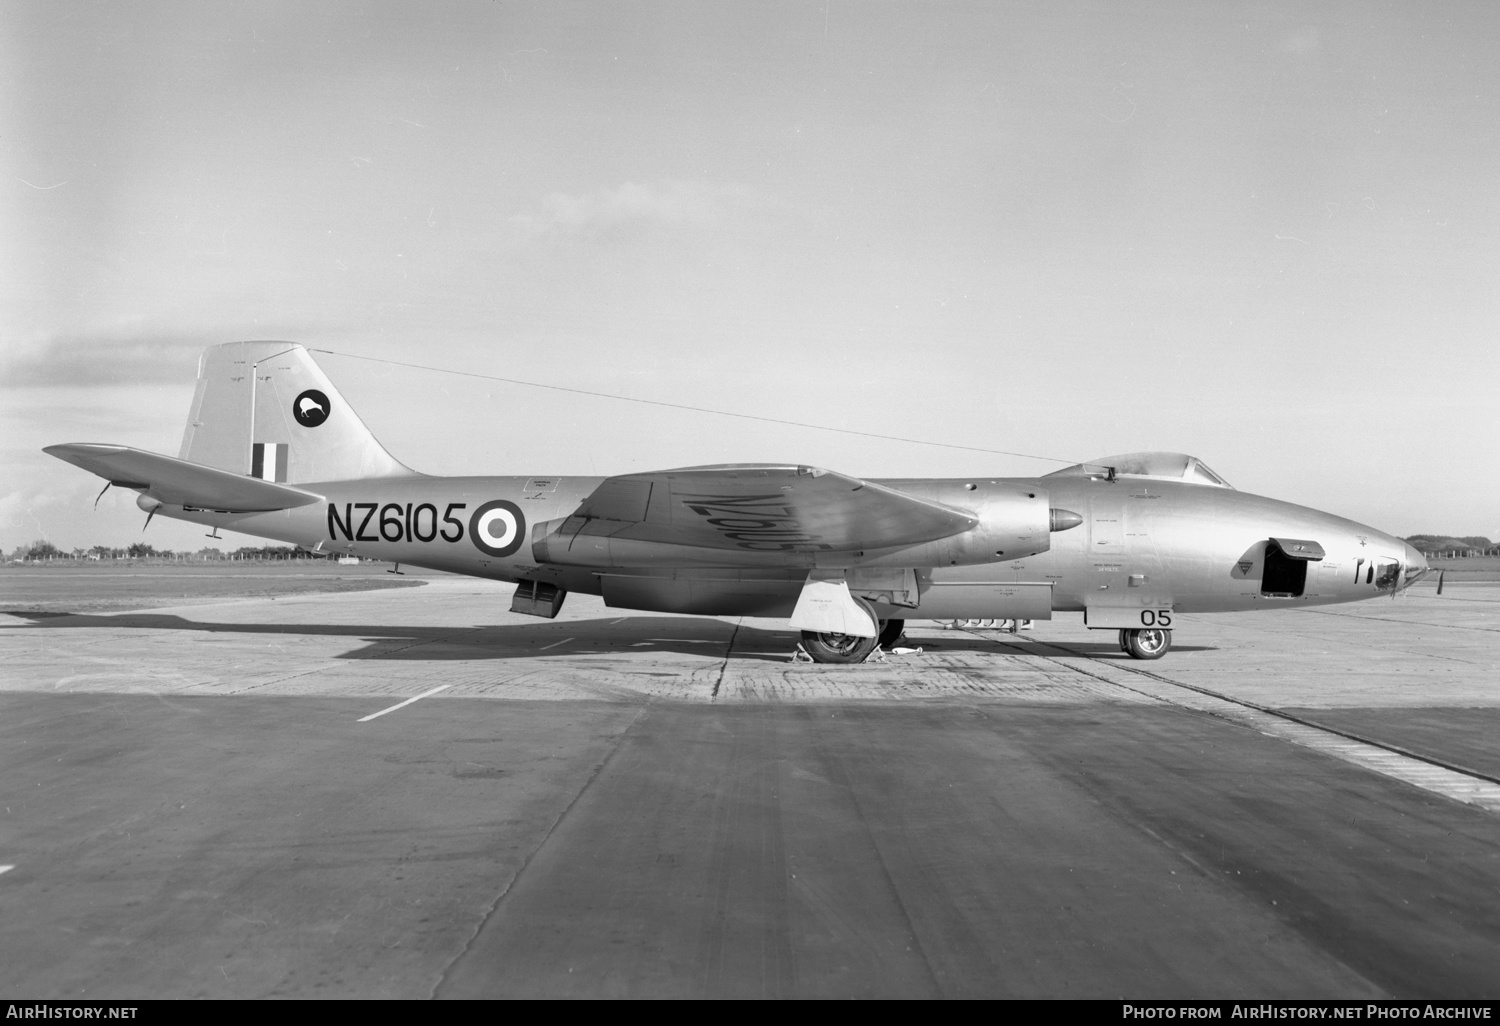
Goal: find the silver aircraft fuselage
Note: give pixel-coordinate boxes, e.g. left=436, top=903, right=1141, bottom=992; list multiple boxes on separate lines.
left=51, top=340, right=1422, bottom=650
left=156, top=461, right=1427, bottom=627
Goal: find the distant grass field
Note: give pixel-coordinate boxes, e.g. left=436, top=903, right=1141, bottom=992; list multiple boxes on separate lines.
left=0, top=562, right=433, bottom=614
left=1427, top=556, right=1500, bottom=569
left=1425, top=556, right=1500, bottom=582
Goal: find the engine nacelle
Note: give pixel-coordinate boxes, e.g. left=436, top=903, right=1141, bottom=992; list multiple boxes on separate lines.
left=854, top=483, right=1053, bottom=568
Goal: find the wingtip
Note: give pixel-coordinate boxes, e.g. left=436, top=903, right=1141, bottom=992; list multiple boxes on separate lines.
left=44, top=442, right=130, bottom=457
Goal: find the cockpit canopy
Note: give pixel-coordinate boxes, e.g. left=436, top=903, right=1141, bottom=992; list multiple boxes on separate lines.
left=1043, top=452, right=1234, bottom=489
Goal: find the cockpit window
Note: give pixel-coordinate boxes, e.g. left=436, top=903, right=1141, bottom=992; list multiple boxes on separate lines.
left=1186, top=460, right=1231, bottom=488
left=1043, top=452, right=1234, bottom=489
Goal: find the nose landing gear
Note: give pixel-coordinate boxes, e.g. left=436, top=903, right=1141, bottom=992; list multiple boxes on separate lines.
left=1119, top=628, right=1171, bottom=660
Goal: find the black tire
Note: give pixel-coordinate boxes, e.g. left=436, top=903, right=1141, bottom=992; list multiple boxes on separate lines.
left=877, top=619, right=905, bottom=649
left=1118, top=629, right=1130, bottom=653
left=1123, top=628, right=1171, bottom=660
left=800, top=630, right=879, bottom=664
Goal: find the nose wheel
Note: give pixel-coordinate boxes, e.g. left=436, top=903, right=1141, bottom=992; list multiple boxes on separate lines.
left=1119, top=628, right=1171, bottom=660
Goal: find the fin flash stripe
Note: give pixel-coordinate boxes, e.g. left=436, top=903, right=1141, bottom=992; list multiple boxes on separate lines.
left=251, top=443, right=288, bottom=483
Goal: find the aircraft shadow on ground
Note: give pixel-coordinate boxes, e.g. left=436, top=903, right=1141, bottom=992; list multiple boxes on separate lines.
left=920, top=635, right=1217, bottom=657
left=0, top=611, right=803, bottom=663
left=1, top=610, right=1216, bottom=662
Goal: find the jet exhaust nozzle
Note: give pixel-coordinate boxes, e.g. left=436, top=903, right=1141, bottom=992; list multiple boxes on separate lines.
left=1049, top=508, right=1083, bottom=532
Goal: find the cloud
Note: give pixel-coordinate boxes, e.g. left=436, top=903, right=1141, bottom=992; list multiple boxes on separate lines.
left=0, top=473, right=98, bottom=550
left=2, top=332, right=219, bottom=388
left=511, top=180, right=775, bottom=238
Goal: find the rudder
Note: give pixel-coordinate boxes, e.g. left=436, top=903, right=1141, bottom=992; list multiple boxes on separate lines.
left=178, top=341, right=414, bottom=484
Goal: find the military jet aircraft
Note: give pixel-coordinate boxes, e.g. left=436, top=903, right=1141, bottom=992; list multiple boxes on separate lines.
left=45, top=341, right=1429, bottom=662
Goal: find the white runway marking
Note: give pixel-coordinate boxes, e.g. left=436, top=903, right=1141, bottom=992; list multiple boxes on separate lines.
left=0, top=866, right=13, bottom=876
left=539, top=638, right=574, bottom=651
left=357, top=685, right=451, bottom=722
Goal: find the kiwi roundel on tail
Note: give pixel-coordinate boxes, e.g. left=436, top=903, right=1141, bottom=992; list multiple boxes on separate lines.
left=178, top=341, right=416, bottom=484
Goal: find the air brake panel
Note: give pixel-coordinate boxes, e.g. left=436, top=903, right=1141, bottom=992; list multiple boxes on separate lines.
left=511, top=579, right=567, bottom=618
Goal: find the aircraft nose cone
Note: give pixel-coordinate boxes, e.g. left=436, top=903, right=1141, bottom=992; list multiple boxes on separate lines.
left=1400, top=541, right=1430, bottom=589
left=1404, top=542, right=1428, bottom=571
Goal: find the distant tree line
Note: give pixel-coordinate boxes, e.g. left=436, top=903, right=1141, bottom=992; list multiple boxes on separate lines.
left=1404, top=535, right=1499, bottom=557
left=6, top=540, right=356, bottom=562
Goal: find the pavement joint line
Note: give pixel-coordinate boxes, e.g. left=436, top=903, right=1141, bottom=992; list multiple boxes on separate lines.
left=1172, top=622, right=1493, bottom=669
left=1083, top=653, right=1500, bottom=790
left=968, top=630, right=1500, bottom=814
left=1299, top=607, right=1500, bottom=634
left=809, top=712, right=943, bottom=997
left=956, top=629, right=1175, bottom=707
left=430, top=703, right=650, bottom=999
left=357, top=685, right=453, bottom=722
left=215, top=662, right=342, bottom=695
left=711, top=618, right=742, bottom=700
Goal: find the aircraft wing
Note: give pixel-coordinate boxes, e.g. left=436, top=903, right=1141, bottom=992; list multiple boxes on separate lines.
left=45, top=443, right=322, bottom=512
left=545, top=464, right=977, bottom=558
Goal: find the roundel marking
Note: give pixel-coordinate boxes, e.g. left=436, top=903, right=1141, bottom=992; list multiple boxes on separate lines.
left=469, top=500, right=526, bottom=558
left=293, top=389, right=332, bottom=428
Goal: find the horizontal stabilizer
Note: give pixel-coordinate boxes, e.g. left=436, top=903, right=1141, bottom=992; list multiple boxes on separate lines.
left=45, top=443, right=322, bottom=512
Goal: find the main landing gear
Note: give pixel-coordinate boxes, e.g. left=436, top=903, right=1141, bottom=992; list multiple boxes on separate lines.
left=799, top=619, right=905, bottom=664
left=878, top=619, right=905, bottom=649
left=1119, top=627, right=1171, bottom=660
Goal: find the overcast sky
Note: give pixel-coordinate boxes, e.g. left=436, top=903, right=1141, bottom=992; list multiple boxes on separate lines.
left=3, top=0, right=1497, bottom=552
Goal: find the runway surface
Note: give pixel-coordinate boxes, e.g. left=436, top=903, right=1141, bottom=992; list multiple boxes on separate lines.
left=1, top=576, right=1497, bottom=998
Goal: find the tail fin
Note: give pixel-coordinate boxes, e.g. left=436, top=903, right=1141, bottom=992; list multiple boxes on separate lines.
left=178, top=341, right=414, bottom=483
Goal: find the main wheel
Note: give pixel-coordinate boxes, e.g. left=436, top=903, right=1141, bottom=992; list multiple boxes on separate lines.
left=877, top=619, right=905, bottom=649
left=1123, top=628, right=1171, bottom=660
left=800, top=630, right=879, bottom=664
